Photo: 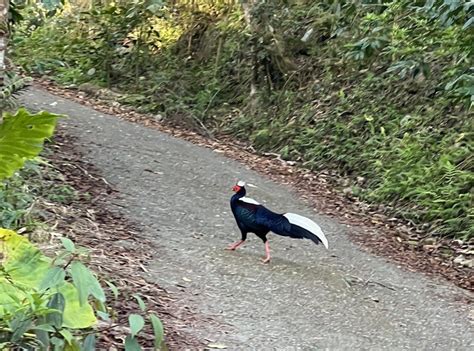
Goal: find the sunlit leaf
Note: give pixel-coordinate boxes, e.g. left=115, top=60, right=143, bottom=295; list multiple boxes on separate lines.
left=0, top=109, right=61, bottom=180
left=0, top=229, right=96, bottom=329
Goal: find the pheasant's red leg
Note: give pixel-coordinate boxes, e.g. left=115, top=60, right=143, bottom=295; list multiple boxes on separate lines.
left=226, top=240, right=245, bottom=251
left=261, top=241, right=271, bottom=263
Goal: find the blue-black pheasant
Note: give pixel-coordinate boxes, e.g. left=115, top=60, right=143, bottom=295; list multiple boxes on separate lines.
left=228, top=181, right=329, bottom=263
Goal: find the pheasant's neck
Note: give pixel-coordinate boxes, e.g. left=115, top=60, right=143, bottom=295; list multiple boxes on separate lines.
left=231, top=189, right=246, bottom=204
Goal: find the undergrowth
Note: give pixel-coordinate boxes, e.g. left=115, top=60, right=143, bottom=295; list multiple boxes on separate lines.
left=12, top=0, right=474, bottom=239
left=0, top=159, right=77, bottom=231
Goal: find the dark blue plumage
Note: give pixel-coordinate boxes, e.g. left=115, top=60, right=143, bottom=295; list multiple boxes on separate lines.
left=227, top=181, right=328, bottom=263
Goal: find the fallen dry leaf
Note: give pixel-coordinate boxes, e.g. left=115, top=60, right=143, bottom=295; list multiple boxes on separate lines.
left=207, top=343, right=228, bottom=349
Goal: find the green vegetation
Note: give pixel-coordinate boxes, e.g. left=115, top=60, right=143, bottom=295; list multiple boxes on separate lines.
left=12, top=0, right=473, bottom=239
left=0, top=108, right=61, bottom=179
left=1, top=161, right=60, bottom=229
left=0, top=228, right=98, bottom=349
left=0, top=106, right=165, bottom=349
left=0, top=4, right=166, bottom=349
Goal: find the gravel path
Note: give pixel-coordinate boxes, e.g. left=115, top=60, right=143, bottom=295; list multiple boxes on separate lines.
left=20, top=87, right=473, bottom=350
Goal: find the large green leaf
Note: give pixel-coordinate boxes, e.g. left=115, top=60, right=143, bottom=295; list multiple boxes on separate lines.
left=0, top=108, right=61, bottom=180
left=0, top=228, right=96, bottom=329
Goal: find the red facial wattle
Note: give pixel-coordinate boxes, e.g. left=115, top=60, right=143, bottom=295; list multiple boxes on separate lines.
left=232, top=185, right=241, bottom=192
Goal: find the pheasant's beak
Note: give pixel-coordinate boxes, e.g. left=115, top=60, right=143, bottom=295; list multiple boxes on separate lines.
left=232, top=185, right=241, bottom=192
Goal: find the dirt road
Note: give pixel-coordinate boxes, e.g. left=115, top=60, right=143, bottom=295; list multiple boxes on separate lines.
left=20, top=87, right=473, bottom=350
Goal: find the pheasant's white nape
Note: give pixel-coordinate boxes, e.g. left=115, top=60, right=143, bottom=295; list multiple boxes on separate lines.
left=237, top=180, right=246, bottom=187
left=240, top=197, right=260, bottom=205
left=247, top=183, right=257, bottom=188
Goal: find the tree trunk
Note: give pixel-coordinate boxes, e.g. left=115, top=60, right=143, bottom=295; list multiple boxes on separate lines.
left=0, top=0, right=9, bottom=87
left=240, top=0, right=258, bottom=98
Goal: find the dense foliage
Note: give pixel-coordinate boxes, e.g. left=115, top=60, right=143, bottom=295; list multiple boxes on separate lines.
left=0, top=228, right=98, bottom=349
left=12, top=0, right=473, bottom=239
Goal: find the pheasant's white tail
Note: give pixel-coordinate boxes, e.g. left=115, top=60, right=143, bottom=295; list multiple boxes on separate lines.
left=283, top=213, right=329, bottom=249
